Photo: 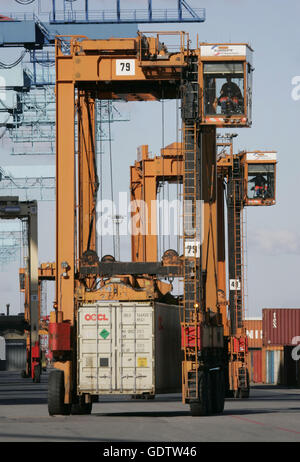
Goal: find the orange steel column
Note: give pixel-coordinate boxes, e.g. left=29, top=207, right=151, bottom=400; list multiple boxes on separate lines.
left=78, top=92, right=97, bottom=257
left=55, top=46, right=75, bottom=402
left=201, top=126, right=218, bottom=312
left=144, top=175, right=157, bottom=261
left=55, top=80, right=75, bottom=323
left=217, top=174, right=228, bottom=332
left=130, top=145, right=157, bottom=262
left=130, top=163, right=143, bottom=262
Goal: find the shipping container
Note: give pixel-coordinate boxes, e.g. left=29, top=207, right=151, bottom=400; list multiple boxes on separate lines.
left=248, top=349, right=262, bottom=383
left=245, top=318, right=262, bottom=349
left=263, top=308, right=300, bottom=346
left=5, top=339, right=26, bottom=371
left=0, top=336, right=5, bottom=371
left=77, top=301, right=181, bottom=395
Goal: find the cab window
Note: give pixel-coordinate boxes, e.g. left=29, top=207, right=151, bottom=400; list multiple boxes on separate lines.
left=203, top=62, right=244, bottom=116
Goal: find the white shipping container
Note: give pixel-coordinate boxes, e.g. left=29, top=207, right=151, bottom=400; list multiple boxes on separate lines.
left=0, top=336, right=5, bottom=360
left=77, top=302, right=181, bottom=395
left=0, top=336, right=5, bottom=371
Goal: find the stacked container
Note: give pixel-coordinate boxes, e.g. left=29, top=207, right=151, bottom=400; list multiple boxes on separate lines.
left=262, top=309, right=300, bottom=386
left=245, top=318, right=263, bottom=384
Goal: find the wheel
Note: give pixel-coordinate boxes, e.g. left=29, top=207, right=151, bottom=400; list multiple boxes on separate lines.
left=145, top=394, right=155, bottom=400
left=48, top=369, right=71, bottom=416
left=210, top=370, right=225, bottom=414
left=33, top=365, right=41, bottom=383
left=225, top=389, right=234, bottom=398
left=233, top=389, right=239, bottom=399
left=190, top=371, right=212, bottom=417
left=71, top=395, right=92, bottom=415
left=241, top=370, right=250, bottom=398
left=240, top=389, right=250, bottom=398
left=21, top=370, right=28, bottom=378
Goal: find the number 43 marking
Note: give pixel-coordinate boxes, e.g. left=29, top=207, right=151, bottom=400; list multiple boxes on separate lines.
left=230, top=279, right=241, bottom=291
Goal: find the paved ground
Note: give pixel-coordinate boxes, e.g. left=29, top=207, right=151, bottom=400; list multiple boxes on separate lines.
left=0, top=370, right=300, bottom=442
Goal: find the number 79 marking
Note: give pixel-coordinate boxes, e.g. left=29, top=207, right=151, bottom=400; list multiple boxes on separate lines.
left=116, top=59, right=135, bottom=76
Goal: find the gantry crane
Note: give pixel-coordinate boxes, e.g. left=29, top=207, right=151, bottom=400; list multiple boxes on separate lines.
left=0, top=197, right=39, bottom=381
left=217, top=138, right=277, bottom=396
left=19, top=262, right=55, bottom=381
left=48, top=33, right=254, bottom=416
left=129, top=138, right=277, bottom=399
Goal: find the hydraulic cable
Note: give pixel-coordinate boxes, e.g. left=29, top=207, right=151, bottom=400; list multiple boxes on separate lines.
left=14, top=0, right=36, bottom=4
left=0, top=50, right=27, bottom=69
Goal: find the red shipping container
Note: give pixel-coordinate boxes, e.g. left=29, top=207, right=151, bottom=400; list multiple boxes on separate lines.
left=250, top=350, right=262, bottom=383
left=49, top=322, right=71, bottom=352
left=244, top=318, right=263, bottom=348
left=263, top=309, right=300, bottom=346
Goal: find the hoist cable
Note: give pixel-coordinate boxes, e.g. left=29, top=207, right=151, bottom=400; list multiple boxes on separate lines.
left=161, top=91, right=165, bottom=257
left=108, top=103, right=115, bottom=257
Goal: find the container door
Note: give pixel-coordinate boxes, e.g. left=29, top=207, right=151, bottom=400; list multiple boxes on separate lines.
left=5, top=341, right=26, bottom=371
left=249, top=350, right=254, bottom=382
left=284, top=346, right=297, bottom=386
left=274, top=350, right=281, bottom=385
left=267, top=351, right=274, bottom=384
left=251, top=350, right=262, bottom=383
left=78, top=304, right=116, bottom=393
left=255, top=350, right=262, bottom=383
left=116, top=303, right=154, bottom=393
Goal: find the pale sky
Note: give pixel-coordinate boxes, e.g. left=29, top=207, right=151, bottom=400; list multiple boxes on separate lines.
left=0, top=0, right=299, bottom=317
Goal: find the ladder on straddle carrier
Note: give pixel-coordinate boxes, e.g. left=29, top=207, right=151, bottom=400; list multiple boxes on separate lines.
left=181, top=57, right=202, bottom=401
left=227, top=156, right=244, bottom=334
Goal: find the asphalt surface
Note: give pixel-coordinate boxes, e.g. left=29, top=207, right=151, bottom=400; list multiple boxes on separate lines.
left=0, top=370, right=300, bottom=442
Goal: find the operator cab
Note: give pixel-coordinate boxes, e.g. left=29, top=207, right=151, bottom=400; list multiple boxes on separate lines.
left=242, top=151, right=277, bottom=206
left=200, top=43, right=253, bottom=127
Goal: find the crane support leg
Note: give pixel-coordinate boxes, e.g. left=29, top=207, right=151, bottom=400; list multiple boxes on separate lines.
left=201, top=127, right=218, bottom=312
left=53, top=78, right=75, bottom=405
left=181, top=65, right=224, bottom=413
left=28, top=207, right=40, bottom=381
left=130, top=145, right=158, bottom=262
left=78, top=91, right=97, bottom=256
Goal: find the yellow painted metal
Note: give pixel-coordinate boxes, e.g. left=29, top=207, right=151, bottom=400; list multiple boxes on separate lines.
left=54, top=33, right=253, bottom=406
left=78, top=92, right=97, bottom=257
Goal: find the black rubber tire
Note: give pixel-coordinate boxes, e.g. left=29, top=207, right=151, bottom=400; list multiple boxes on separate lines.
left=241, top=370, right=250, bottom=398
left=33, top=365, right=41, bottom=383
left=48, top=369, right=70, bottom=416
left=226, top=389, right=234, bottom=398
left=190, top=371, right=212, bottom=417
left=71, top=395, right=92, bottom=415
left=240, top=387, right=250, bottom=399
left=210, top=370, right=225, bottom=414
left=145, top=394, right=155, bottom=400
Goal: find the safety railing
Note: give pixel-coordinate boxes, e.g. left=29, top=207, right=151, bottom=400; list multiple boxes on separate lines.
left=3, top=7, right=205, bottom=24
left=49, top=8, right=206, bottom=24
